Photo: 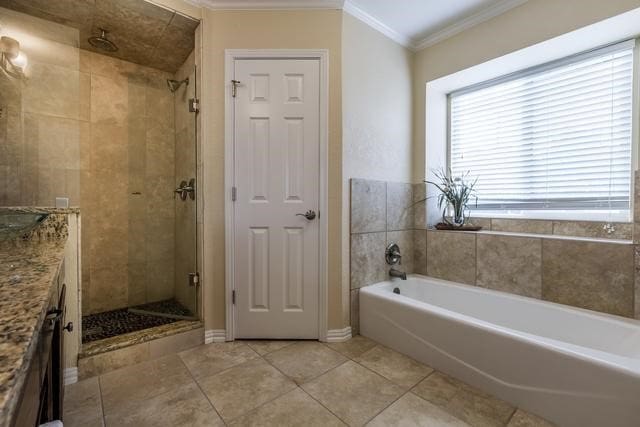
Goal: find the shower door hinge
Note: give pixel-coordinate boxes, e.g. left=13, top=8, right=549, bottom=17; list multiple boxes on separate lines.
left=231, top=186, right=237, bottom=201
left=189, top=98, right=200, bottom=113
left=188, top=272, right=199, bottom=287
left=232, top=290, right=236, bottom=305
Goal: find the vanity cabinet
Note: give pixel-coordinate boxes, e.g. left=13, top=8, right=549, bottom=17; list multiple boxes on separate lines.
left=12, top=273, right=67, bottom=427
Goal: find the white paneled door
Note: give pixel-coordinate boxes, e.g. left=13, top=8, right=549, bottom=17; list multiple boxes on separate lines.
left=233, top=58, right=320, bottom=338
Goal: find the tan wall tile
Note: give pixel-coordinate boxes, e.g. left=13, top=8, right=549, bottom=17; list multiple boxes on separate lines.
left=476, top=234, right=542, bottom=298
left=491, top=219, right=552, bottom=235
left=387, top=182, right=414, bottom=231
left=89, top=265, right=129, bottom=313
left=23, top=62, right=81, bottom=119
left=553, top=221, right=632, bottom=240
left=351, top=179, right=386, bottom=233
left=350, top=289, right=359, bottom=335
left=412, top=183, right=428, bottom=230
left=78, top=342, right=150, bottom=379
left=542, top=240, right=634, bottom=317
left=146, top=259, right=175, bottom=302
left=350, top=232, right=386, bottom=289
left=427, top=230, right=476, bottom=284
left=148, top=328, right=203, bottom=359
left=413, top=229, right=427, bottom=275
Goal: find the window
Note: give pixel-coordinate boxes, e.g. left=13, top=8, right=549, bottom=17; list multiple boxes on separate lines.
left=449, top=40, right=635, bottom=221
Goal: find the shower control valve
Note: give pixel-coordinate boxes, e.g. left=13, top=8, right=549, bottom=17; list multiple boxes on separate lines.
left=385, top=243, right=402, bottom=265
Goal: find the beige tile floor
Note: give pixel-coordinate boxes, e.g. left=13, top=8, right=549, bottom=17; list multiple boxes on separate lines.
left=64, top=335, right=555, bottom=427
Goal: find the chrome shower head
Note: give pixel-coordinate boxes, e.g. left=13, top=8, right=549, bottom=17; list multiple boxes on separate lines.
left=167, top=77, right=189, bottom=92
left=88, top=29, right=118, bottom=52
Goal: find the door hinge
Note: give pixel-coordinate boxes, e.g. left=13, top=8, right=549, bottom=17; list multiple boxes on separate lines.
left=231, top=80, right=241, bottom=98
left=231, top=186, right=237, bottom=201
left=188, top=97, right=200, bottom=113
left=232, top=290, right=236, bottom=305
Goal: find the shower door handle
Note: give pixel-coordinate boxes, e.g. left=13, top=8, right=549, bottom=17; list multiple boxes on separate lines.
left=174, top=179, right=196, bottom=201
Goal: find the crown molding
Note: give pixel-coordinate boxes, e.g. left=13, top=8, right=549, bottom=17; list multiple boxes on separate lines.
left=186, top=0, right=528, bottom=51
left=343, top=0, right=413, bottom=49
left=414, top=0, right=529, bottom=50
left=187, top=0, right=344, bottom=9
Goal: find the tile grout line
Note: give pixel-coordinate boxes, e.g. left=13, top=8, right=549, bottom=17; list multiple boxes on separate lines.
left=220, top=352, right=301, bottom=424
left=97, top=376, right=107, bottom=427
left=179, top=342, right=313, bottom=424
left=245, top=340, right=297, bottom=356
left=179, top=342, right=263, bottom=384
left=291, top=341, right=433, bottom=426
left=504, top=407, right=519, bottom=426
left=297, top=385, right=351, bottom=426
left=176, top=355, right=227, bottom=424
left=261, top=342, right=350, bottom=388
left=349, top=355, right=434, bottom=425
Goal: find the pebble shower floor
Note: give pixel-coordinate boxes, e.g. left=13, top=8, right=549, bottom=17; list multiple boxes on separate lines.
left=81, top=298, right=193, bottom=343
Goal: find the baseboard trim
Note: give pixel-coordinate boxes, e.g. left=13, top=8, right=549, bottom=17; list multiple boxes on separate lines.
left=64, top=367, right=78, bottom=385
left=205, top=329, right=227, bottom=344
left=325, top=327, right=352, bottom=342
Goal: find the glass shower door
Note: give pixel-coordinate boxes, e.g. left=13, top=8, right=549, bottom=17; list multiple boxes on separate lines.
left=173, top=62, right=199, bottom=319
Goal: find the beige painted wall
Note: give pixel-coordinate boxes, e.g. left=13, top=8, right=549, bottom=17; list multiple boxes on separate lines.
left=413, top=0, right=640, bottom=183
left=342, top=14, right=414, bottom=325
left=199, top=9, right=344, bottom=330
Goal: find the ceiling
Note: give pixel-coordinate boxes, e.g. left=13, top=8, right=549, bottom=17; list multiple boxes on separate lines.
left=0, top=0, right=199, bottom=73
left=344, top=0, right=527, bottom=49
left=193, top=0, right=528, bottom=51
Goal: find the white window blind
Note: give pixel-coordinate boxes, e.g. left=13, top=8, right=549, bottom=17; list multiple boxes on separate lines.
left=449, top=40, right=635, bottom=218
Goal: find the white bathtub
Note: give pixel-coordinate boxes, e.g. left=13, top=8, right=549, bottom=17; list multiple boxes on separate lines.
left=360, top=275, right=640, bottom=427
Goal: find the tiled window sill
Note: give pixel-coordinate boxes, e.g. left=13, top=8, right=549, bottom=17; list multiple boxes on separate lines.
left=426, top=228, right=633, bottom=245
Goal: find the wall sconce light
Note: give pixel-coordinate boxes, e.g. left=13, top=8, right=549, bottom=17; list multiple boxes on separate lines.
left=0, top=36, right=28, bottom=78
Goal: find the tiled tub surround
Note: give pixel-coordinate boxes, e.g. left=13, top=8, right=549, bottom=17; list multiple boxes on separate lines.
left=423, top=230, right=634, bottom=317
left=360, top=278, right=640, bottom=427
left=64, top=336, right=553, bottom=427
left=350, top=177, right=640, bottom=332
left=0, top=213, right=69, bottom=427
left=350, top=179, right=422, bottom=333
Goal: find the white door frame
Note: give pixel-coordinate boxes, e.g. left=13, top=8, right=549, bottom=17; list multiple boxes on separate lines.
left=224, top=49, right=329, bottom=342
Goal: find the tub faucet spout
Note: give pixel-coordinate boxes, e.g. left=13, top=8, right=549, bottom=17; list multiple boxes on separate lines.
left=389, top=268, right=407, bottom=280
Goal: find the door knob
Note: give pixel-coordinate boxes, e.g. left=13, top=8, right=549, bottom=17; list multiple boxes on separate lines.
left=296, top=210, right=316, bottom=220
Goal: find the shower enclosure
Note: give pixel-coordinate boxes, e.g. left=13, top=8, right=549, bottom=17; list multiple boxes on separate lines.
left=0, top=0, right=201, bottom=345
left=81, top=41, right=202, bottom=343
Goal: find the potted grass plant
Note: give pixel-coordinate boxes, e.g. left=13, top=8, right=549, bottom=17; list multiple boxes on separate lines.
left=426, top=169, right=479, bottom=229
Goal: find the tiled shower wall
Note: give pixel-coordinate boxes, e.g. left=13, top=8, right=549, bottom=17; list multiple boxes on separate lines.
left=0, top=7, right=180, bottom=315
left=350, top=177, right=640, bottom=333
left=83, top=51, right=177, bottom=315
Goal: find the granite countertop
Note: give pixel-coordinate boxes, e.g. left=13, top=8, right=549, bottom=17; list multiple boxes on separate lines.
left=0, top=206, right=80, bottom=215
left=0, top=215, right=69, bottom=427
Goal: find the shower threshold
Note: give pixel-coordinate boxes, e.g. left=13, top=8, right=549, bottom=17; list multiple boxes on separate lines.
left=127, top=298, right=198, bottom=321
left=82, top=298, right=196, bottom=343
